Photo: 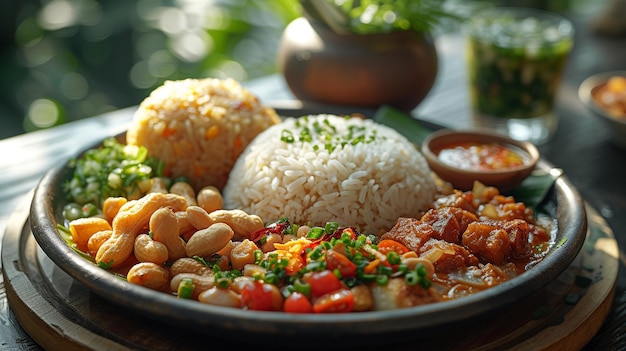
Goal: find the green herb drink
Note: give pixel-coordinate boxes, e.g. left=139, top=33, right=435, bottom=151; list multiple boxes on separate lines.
left=464, top=7, right=574, bottom=144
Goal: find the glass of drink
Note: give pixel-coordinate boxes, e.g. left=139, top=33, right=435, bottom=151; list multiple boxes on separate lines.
left=463, top=7, right=574, bottom=144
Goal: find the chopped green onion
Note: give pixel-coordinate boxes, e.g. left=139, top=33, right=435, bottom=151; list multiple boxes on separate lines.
left=264, top=272, right=280, bottom=285
left=306, top=227, right=325, bottom=239
left=98, top=260, right=114, bottom=270
left=308, top=246, right=324, bottom=260
left=177, top=278, right=195, bottom=299
left=377, top=265, right=393, bottom=276
left=405, top=270, right=419, bottom=285
left=387, top=251, right=401, bottom=265
left=416, top=263, right=427, bottom=277
left=376, top=274, right=389, bottom=285
left=293, top=279, right=311, bottom=297
left=280, top=129, right=295, bottom=143
left=324, top=221, right=339, bottom=234
left=63, top=137, right=163, bottom=210
left=254, top=250, right=263, bottom=264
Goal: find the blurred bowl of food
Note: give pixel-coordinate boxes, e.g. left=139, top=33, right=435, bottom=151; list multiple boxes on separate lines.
left=421, top=128, right=540, bottom=192
left=578, top=70, right=626, bottom=149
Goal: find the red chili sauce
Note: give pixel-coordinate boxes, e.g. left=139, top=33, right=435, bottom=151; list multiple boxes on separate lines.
left=436, top=142, right=528, bottom=171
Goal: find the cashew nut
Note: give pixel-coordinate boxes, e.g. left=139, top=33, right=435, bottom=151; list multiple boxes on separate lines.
left=151, top=207, right=187, bottom=261
left=134, top=233, right=169, bottom=265
left=185, top=222, right=234, bottom=258
left=127, top=262, right=170, bottom=291
left=198, top=287, right=241, bottom=308
left=170, top=181, right=197, bottom=206
left=196, top=185, right=223, bottom=213
left=208, top=209, right=264, bottom=241
left=96, top=192, right=187, bottom=268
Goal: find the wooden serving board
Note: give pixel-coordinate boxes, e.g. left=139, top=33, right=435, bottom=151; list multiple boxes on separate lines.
left=1, top=194, right=618, bottom=351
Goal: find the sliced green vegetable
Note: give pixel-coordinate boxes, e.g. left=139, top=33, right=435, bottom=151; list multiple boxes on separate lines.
left=177, top=278, right=195, bottom=299
left=510, top=169, right=561, bottom=209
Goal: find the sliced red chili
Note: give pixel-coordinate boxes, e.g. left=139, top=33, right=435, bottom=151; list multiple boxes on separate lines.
left=249, top=220, right=291, bottom=243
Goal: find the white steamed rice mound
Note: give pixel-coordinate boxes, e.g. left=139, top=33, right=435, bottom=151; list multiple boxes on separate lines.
left=126, top=78, right=281, bottom=191
left=223, top=114, right=436, bottom=235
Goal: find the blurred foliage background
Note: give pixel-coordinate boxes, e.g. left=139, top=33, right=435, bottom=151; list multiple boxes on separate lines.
left=0, top=0, right=301, bottom=139
left=0, top=0, right=598, bottom=140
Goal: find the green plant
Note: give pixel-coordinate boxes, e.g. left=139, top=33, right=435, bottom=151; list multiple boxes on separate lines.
left=301, top=0, right=463, bottom=35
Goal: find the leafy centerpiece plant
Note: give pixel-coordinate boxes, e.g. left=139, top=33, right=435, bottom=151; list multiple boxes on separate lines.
left=278, top=0, right=461, bottom=112
left=302, top=0, right=458, bottom=34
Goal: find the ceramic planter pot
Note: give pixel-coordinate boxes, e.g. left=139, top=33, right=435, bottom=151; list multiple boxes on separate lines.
left=277, top=17, right=438, bottom=112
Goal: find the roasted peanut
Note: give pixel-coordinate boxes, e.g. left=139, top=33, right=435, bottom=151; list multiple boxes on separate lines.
left=196, top=185, right=223, bottom=213
left=296, top=225, right=311, bottom=237
left=175, top=210, right=194, bottom=236
left=351, top=284, right=374, bottom=312
left=230, top=239, right=260, bottom=270
left=170, top=257, right=212, bottom=277
left=87, top=230, right=112, bottom=257
left=69, top=217, right=112, bottom=252
left=230, top=276, right=255, bottom=294
left=185, top=223, right=234, bottom=258
left=149, top=177, right=169, bottom=194
left=102, top=197, right=128, bottom=223
left=170, top=181, right=197, bottom=206
left=198, top=287, right=241, bottom=308
left=282, top=234, right=297, bottom=243
left=134, top=233, right=168, bottom=265
left=186, top=205, right=213, bottom=230
left=96, top=192, right=187, bottom=268
left=127, top=262, right=169, bottom=291
left=170, top=272, right=215, bottom=299
left=151, top=207, right=187, bottom=261
left=208, top=209, right=264, bottom=241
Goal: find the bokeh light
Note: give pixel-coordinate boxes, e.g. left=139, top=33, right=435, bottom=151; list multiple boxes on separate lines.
left=25, top=98, right=64, bottom=129
left=0, top=0, right=301, bottom=138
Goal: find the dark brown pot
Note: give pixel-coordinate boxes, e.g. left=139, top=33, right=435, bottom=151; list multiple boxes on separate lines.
left=277, top=17, right=438, bottom=113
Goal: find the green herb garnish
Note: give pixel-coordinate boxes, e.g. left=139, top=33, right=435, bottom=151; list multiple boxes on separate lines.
left=283, top=116, right=384, bottom=152
left=63, top=137, right=164, bottom=214
left=177, top=278, right=195, bottom=299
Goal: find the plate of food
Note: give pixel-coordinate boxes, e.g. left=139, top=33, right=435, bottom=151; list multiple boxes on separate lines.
left=29, top=78, right=587, bottom=346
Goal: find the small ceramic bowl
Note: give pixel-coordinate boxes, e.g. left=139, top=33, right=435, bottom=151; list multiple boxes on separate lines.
left=421, top=128, right=540, bottom=192
left=578, top=70, right=626, bottom=150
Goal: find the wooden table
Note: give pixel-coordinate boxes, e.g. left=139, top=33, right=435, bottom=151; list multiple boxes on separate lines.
left=1, top=9, right=625, bottom=351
